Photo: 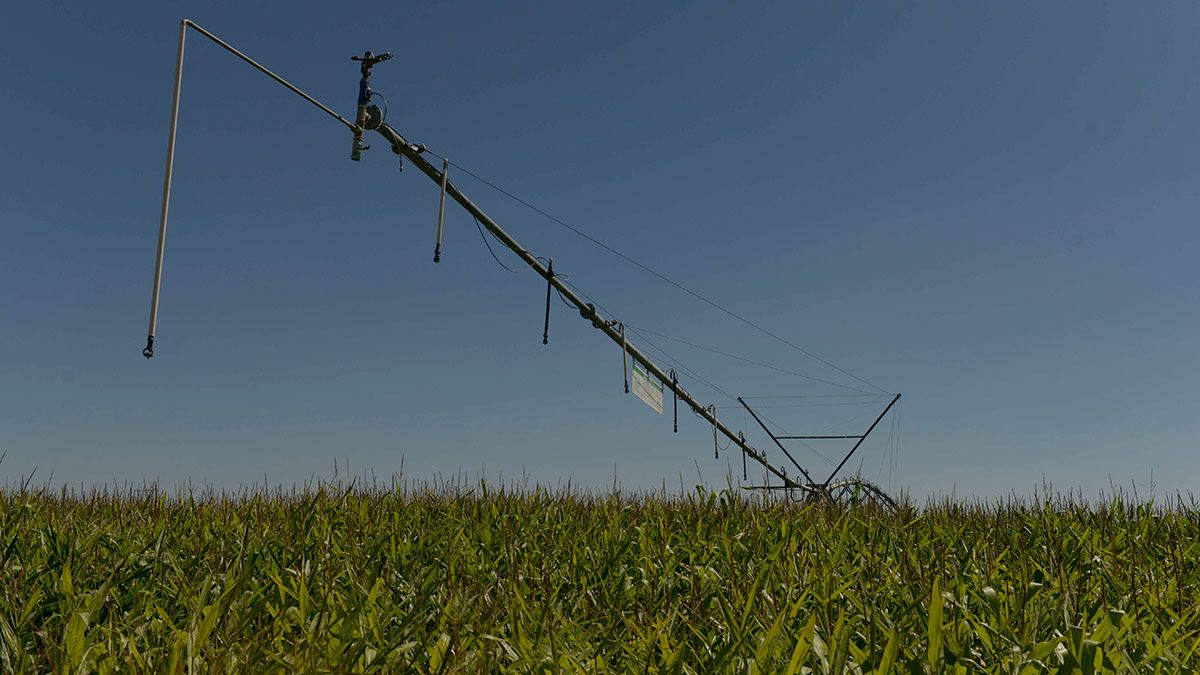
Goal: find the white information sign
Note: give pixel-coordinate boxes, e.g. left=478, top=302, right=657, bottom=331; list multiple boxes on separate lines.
left=631, top=361, right=664, bottom=415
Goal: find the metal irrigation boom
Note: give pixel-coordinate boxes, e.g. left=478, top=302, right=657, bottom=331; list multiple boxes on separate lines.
left=142, top=20, right=901, bottom=505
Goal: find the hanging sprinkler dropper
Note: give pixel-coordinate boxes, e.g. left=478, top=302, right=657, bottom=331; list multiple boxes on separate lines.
left=434, top=157, right=448, bottom=262
left=144, top=21, right=188, bottom=359
left=542, top=258, right=554, bottom=345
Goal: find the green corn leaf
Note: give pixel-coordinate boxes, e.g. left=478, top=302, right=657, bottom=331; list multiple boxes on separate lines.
left=928, top=578, right=943, bottom=671
left=785, top=615, right=816, bottom=675
left=877, top=629, right=899, bottom=675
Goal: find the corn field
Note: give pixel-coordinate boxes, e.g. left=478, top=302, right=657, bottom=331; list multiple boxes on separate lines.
left=1, top=481, right=1198, bottom=672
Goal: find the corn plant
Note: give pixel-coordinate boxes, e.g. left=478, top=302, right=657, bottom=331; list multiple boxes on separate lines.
left=1, top=480, right=1197, bottom=672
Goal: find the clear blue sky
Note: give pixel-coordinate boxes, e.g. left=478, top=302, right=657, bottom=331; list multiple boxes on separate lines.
left=2, top=2, right=1197, bottom=499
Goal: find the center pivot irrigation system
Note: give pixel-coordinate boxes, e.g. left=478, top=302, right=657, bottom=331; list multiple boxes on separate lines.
left=143, top=20, right=902, bottom=508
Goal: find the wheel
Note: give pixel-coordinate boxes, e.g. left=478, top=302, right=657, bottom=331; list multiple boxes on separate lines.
left=824, top=478, right=898, bottom=511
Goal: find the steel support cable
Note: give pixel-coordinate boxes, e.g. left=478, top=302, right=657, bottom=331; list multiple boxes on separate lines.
left=612, top=310, right=851, bottom=474
left=471, top=209, right=870, bottom=401
left=418, top=148, right=892, bottom=396
left=558, top=271, right=859, bottom=486
left=888, top=409, right=899, bottom=486
left=554, top=276, right=740, bottom=407
left=876, top=402, right=898, bottom=491
left=577, top=296, right=750, bottom=448
left=621, top=325, right=880, bottom=396
left=751, top=409, right=838, bottom=466
left=892, top=400, right=902, bottom=493
left=625, top=325, right=743, bottom=415
left=625, top=327, right=739, bottom=404
left=715, top=400, right=886, bottom=410
left=877, top=408, right=897, bottom=483
left=816, top=407, right=882, bottom=435
left=742, top=394, right=889, bottom=400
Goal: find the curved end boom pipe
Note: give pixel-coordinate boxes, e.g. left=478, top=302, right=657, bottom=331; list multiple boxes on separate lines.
left=143, top=20, right=357, bottom=358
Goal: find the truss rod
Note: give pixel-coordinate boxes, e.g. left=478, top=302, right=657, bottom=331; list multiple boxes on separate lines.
left=824, top=393, right=901, bottom=486
left=181, top=20, right=355, bottom=129
left=736, top=397, right=815, bottom=484
left=776, top=435, right=863, bottom=440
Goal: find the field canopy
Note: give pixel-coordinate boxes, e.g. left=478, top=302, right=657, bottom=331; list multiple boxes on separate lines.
left=1, top=481, right=1198, bottom=672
